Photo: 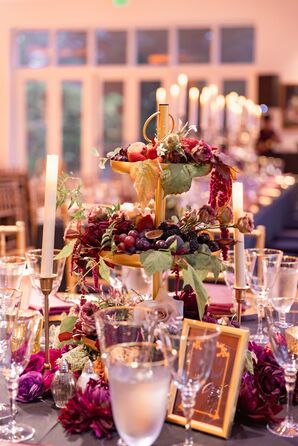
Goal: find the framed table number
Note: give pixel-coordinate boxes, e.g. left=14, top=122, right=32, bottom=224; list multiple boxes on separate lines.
left=167, top=320, right=249, bottom=439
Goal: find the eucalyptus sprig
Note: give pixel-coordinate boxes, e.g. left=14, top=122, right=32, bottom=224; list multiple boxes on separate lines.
left=57, top=173, right=85, bottom=221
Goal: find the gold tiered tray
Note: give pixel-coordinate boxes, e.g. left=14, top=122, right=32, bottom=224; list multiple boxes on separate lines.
left=101, top=250, right=141, bottom=268
left=110, top=160, right=169, bottom=175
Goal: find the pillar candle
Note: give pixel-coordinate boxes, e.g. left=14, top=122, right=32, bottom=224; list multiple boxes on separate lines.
left=41, top=155, right=59, bottom=276
left=177, top=73, right=188, bottom=121
left=170, top=83, right=180, bottom=123
left=232, top=182, right=246, bottom=288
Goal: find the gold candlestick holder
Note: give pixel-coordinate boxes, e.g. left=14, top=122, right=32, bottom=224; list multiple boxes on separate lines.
left=40, top=276, right=56, bottom=369
left=234, top=286, right=249, bottom=325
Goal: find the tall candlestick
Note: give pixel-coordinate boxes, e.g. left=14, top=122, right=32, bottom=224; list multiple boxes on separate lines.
left=170, top=83, right=180, bottom=123
left=232, top=182, right=246, bottom=288
left=41, top=154, right=59, bottom=276
left=188, top=87, right=199, bottom=127
left=177, top=73, right=188, bottom=121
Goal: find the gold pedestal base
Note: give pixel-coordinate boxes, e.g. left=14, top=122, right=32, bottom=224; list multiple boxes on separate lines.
left=40, top=276, right=56, bottom=370
left=234, top=287, right=249, bottom=325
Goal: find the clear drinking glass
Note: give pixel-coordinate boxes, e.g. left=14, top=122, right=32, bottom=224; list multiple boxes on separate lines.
left=105, top=342, right=175, bottom=446
left=0, top=288, right=22, bottom=422
left=266, top=308, right=298, bottom=438
left=25, top=249, right=65, bottom=295
left=160, top=324, right=220, bottom=446
left=269, top=256, right=298, bottom=328
left=0, top=257, right=26, bottom=289
left=222, top=250, right=235, bottom=289
left=95, top=306, right=158, bottom=446
left=245, top=248, right=283, bottom=345
left=0, top=311, right=39, bottom=443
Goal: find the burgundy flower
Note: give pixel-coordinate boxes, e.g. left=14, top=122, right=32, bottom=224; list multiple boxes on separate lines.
left=78, top=301, right=99, bottom=337
left=59, top=378, right=114, bottom=438
left=236, top=213, right=254, bottom=234
left=180, top=137, right=199, bottom=154
left=216, top=206, right=233, bottom=225
left=197, top=205, right=216, bottom=225
left=255, top=363, right=286, bottom=402
left=17, top=371, right=44, bottom=403
left=64, top=221, right=81, bottom=241
left=191, top=140, right=213, bottom=163
left=23, top=352, right=45, bottom=374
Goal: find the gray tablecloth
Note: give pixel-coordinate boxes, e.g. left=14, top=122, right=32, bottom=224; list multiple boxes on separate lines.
left=3, top=313, right=297, bottom=446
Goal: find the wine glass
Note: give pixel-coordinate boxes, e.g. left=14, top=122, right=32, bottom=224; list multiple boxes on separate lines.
left=0, top=257, right=26, bottom=289
left=269, top=256, right=298, bottom=328
left=0, top=311, right=40, bottom=443
left=25, top=249, right=65, bottom=296
left=266, top=308, right=298, bottom=438
left=0, top=288, right=22, bottom=422
left=245, top=248, right=283, bottom=345
left=160, top=323, right=220, bottom=446
left=105, top=341, right=175, bottom=446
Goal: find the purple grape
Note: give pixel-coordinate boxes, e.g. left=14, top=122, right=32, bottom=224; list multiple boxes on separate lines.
left=155, top=240, right=167, bottom=250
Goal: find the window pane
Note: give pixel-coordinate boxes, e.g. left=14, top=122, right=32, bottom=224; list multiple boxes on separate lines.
left=26, top=81, right=46, bottom=175
left=178, top=29, right=211, bottom=63
left=223, top=80, right=246, bottom=96
left=103, top=82, right=124, bottom=154
left=96, top=30, right=127, bottom=64
left=137, top=30, right=168, bottom=65
left=140, top=81, right=161, bottom=139
left=62, top=81, right=81, bottom=172
left=57, top=31, right=87, bottom=65
left=18, top=31, right=49, bottom=68
left=220, top=27, right=254, bottom=63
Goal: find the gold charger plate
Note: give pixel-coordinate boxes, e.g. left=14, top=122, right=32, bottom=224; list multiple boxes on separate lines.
left=101, top=250, right=141, bottom=267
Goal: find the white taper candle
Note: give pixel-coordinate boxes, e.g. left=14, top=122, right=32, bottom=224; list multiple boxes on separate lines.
left=41, top=155, right=59, bottom=277
left=232, top=182, right=246, bottom=288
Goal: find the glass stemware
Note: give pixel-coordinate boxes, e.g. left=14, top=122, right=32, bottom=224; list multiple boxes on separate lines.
left=161, top=324, right=220, bottom=446
left=105, top=341, right=175, bottom=446
left=25, top=249, right=65, bottom=296
left=0, top=311, right=39, bottom=443
left=0, top=288, right=22, bottom=422
left=245, top=248, right=283, bottom=345
left=266, top=308, right=298, bottom=438
left=0, top=257, right=26, bottom=289
left=269, top=256, right=298, bottom=328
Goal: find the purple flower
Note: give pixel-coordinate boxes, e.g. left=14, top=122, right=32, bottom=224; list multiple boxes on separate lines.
left=17, top=371, right=44, bottom=403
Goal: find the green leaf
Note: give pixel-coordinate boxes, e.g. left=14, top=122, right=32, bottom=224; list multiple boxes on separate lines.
left=130, top=160, right=160, bottom=209
left=182, top=249, right=223, bottom=282
left=99, top=157, right=108, bottom=169
left=160, top=163, right=212, bottom=196
left=54, top=240, right=76, bottom=260
left=140, top=249, right=173, bottom=276
left=245, top=350, right=254, bottom=375
left=160, top=164, right=192, bottom=195
left=91, top=147, right=100, bottom=157
left=182, top=264, right=208, bottom=319
left=99, top=258, right=110, bottom=283
left=59, top=315, right=77, bottom=336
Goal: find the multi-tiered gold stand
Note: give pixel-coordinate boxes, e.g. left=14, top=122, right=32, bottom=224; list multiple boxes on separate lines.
left=102, top=103, right=174, bottom=299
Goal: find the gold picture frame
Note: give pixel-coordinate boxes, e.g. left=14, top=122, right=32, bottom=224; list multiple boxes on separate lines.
left=167, top=319, right=249, bottom=439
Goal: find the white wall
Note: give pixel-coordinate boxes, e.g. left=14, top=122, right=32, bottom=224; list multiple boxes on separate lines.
left=1, top=0, right=298, bottom=167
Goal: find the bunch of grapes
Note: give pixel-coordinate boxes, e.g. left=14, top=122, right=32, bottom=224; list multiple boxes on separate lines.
left=111, top=147, right=128, bottom=162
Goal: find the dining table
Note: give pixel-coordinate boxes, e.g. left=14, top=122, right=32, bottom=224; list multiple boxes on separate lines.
left=1, top=305, right=297, bottom=446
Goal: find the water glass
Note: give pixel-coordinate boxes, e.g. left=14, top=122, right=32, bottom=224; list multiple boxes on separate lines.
left=0, top=288, right=22, bottom=422
left=266, top=308, right=298, bottom=438
left=269, top=256, right=298, bottom=328
left=106, top=342, right=175, bottom=446
left=0, top=312, right=40, bottom=443
left=245, top=248, right=283, bottom=345
left=0, top=257, right=26, bottom=289
left=160, top=323, right=220, bottom=446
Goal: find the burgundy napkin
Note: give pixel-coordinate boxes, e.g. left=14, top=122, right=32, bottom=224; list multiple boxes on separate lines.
left=29, top=289, right=72, bottom=316
left=205, top=283, right=234, bottom=315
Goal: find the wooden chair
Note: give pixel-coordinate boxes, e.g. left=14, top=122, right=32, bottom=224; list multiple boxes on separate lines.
left=0, top=221, right=26, bottom=256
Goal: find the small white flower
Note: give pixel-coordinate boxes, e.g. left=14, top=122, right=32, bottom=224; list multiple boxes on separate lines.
left=58, top=345, right=89, bottom=372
